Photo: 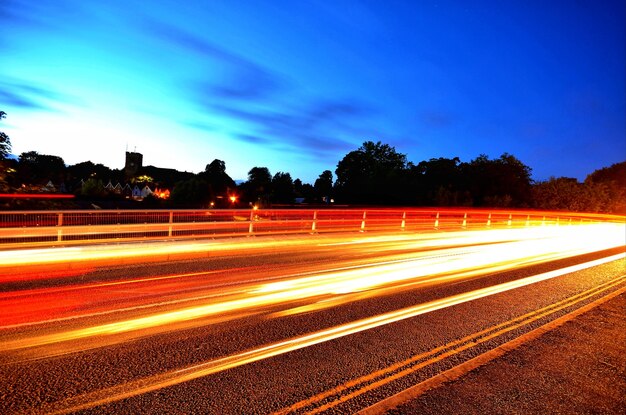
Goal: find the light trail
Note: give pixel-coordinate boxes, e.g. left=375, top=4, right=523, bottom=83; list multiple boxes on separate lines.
left=0, top=267, right=258, bottom=328
left=0, top=194, right=74, bottom=199
left=0, top=236, right=325, bottom=283
left=27, top=254, right=626, bottom=415
left=1, top=224, right=614, bottom=327
left=1, top=223, right=624, bottom=358
left=2, top=221, right=621, bottom=281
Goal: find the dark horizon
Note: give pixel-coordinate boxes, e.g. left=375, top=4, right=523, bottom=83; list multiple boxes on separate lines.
left=3, top=139, right=625, bottom=214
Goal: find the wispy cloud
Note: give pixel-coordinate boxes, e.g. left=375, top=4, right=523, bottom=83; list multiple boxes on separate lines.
left=181, top=120, right=219, bottom=132
left=147, top=21, right=288, bottom=101
left=234, top=133, right=273, bottom=145
left=0, top=0, right=79, bottom=32
left=145, top=19, right=381, bottom=161
left=0, top=79, right=78, bottom=111
left=0, top=90, right=48, bottom=110
left=419, top=110, right=456, bottom=128
left=209, top=98, right=377, bottom=157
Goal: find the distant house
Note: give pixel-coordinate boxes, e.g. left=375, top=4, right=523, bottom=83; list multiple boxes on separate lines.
left=113, top=183, right=123, bottom=194
left=43, top=180, right=56, bottom=192
left=132, top=185, right=142, bottom=199
left=141, top=185, right=153, bottom=198
left=104, top=181, right=115, bottom=192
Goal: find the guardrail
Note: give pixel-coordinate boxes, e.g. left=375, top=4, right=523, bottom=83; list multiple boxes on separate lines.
left=0, top=208, right=623, bottom=249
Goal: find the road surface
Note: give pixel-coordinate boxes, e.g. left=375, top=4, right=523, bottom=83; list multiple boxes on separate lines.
left=1, top=224, right=624, bottom=414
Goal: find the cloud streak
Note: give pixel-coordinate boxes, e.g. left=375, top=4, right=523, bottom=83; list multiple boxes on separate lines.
left=147, top=21, right=288, bottom=101
left=145, top=19, right=382, bottom=162
left=0, top=79, right=77, bottom=111
left=209, top=98, right=378, bottom=157
left=0, top=0, right=80, bottom=33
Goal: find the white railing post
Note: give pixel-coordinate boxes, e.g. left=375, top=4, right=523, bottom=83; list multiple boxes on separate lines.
left=507, top=213, right=512, bottom=227
left=57, top=212, right=63, bottom=242
left=434, top=212, right=439, bottom=229
left=526, top=215, right=530, bottom=227
left=249, top=209, right=255, bottom=234
left=487, top=213, right=491, bottom=228
left=462, top=212, right=467, bottom=229
left=360, top=211, right=366, bottom=232
left=312, top=210, right=317, bottom=233
left=168, top=211, right=173, bottom=237
left=401, top=211, right=406, bottom=230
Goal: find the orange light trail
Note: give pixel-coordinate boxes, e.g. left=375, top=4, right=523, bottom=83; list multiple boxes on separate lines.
left=1, top=223, right=624, bottom=359
left=0, top=193, right=75, bottom=199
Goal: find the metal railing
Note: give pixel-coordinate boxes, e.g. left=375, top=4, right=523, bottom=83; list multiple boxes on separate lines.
left=0, top=208, right=623, bottom=249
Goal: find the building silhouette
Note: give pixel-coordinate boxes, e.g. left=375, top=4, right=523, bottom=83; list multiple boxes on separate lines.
left=124, top=151, right=142, bottom=179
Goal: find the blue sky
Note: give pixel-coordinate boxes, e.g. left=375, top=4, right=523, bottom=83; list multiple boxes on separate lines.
left=1, top=0, right=624, bottom=183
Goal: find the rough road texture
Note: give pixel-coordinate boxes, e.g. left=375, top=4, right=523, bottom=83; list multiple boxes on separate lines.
left=389, top=292, right=626, bottom=415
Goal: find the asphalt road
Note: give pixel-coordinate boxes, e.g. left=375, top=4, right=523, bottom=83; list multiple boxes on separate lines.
left=1, top=227, right=624, bottom=415
left=385, top=291, right=626, bottom=415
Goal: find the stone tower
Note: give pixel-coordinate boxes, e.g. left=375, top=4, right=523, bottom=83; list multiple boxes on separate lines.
left=124, top=151, right=143, bottom=179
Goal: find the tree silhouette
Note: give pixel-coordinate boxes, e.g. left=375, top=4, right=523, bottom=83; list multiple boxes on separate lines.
left=314, top=170, right=333, bottom=201
left=170, top=177, right=209, bottom=206
left=67, top=161, right=115, bottom=184
left=531, top=176, right=623, bottom=213
left=0, top=111, right=11, bottom=160
left=199, top=159, right=236, bottom=200
left=240, top=166, right=272, bottom=206
left=294, top=178, right=314, bottom=202
left=205, top=159, right=226, bottom=175
left=584, top=161, right=626, bottom=213
left=463, top=153, right=532, bottom=207
left=271, top=172, right=295, bottom=203
left=80, top=178, right=107, bottom=198
left=335, top=141, right=407, bottom=204
left=413, top=157, right=465, bottom=205
left=586, top=161, right=626, bottom=189
left=18, top=151, right=66, bottom=185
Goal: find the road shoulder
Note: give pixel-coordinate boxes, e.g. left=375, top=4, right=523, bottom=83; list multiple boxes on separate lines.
left=368, top=289, right=626, bottom=415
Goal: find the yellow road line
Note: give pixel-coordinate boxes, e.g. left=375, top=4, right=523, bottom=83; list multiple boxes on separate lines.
left=357, top=282, right=626, bottom=415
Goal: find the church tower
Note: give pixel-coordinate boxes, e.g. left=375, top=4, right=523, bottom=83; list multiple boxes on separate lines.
left=124, top=151, right=143, bottom=179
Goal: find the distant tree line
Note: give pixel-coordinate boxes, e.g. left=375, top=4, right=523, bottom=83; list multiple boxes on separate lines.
left=1, top=111, right=624, bottom=213
left=332, top=141, right=624, bottom=213
left=531, top=165, right=626, bottom=214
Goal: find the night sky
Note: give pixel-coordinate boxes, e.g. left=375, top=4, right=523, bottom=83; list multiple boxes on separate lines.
left=1, top=0, right=624, bottom=183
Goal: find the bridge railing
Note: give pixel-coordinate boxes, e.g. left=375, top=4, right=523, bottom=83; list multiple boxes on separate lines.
left=0, top=208, right=622, bottom=249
